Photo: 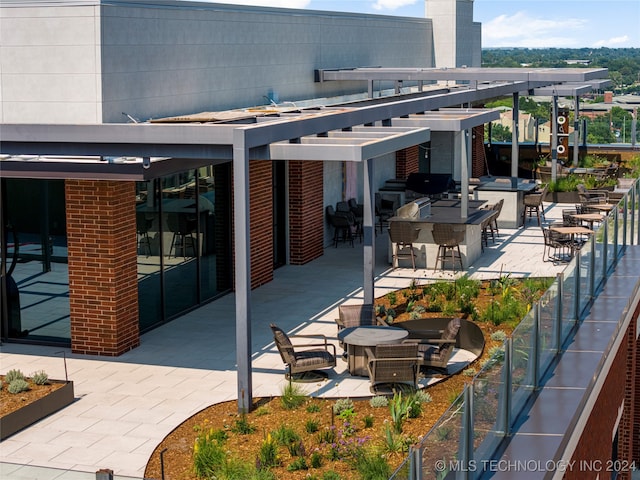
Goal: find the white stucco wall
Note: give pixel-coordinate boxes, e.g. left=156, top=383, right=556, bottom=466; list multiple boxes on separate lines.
left=1, top=0, right=435, bottom=124
left=425, top=0, right=480, bottom=68
left=0, top=4, right=103, bottom=123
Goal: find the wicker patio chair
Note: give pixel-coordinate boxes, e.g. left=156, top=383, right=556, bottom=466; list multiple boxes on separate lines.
left=270, top=323, right=337, bottom=381
left=365, top=343, right=419, bottom=393
left=388, top=221, right=421, bottom=270
left=405, top=317, right=461, bottom=374
left=432, top=223, right=465, bottom=272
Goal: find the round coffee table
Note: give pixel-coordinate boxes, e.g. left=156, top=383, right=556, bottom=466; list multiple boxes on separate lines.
left=338, top=326, right=409, bottom=376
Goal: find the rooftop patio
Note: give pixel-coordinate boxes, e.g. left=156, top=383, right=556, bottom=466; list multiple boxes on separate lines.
left=0, top=201, right=575, bottom=479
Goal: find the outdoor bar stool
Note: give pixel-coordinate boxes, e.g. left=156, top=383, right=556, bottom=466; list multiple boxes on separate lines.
left=432, top=223, right=465, bottom=272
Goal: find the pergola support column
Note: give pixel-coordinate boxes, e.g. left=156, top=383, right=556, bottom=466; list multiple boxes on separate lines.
left=233, top=129, right=252, bottom=413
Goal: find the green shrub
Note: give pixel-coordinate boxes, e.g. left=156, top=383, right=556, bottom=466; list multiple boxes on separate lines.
left=287, top=457, right=308, bottom=471
left=381, top=424, right=404, bottom=453
left=463, top=367, right=477, bottom=377
left=455, top=275, right=481, bottom=298
left=272, top=424, right=300, bottom=446
left=31, top=370, right=49, bottom=385
left=386, top=291, right=397, bottom=305
left=254, top=405, right=270, bottom=416
left=352, top=448, right=392, bottom=480
left=316, top=427, right=336, bottom=444
left=287, top=439, right=306, bottom=457
left=310, top=451, right=323, bottom=468
left=193, top=429, right=227, bottom=478
left=306, top=403, right=321, bottom=413
left=425, top=298, right=444, bottom=312
left=389, top=391, right=412, bottom=433
left=412, top=389, right=432, bottom=405
left=256, top=433, right=279, bottom=468
left=363, top=415, right=374, bottom=428
left=385, top=308, right=396, bottom=323
left=332, top=397, right=354, bottom=415
left=490, top=330, right=507, bottom=342
left=280, top=382, right=306, bottom=410
left=305, top=419, right=320, bottom=433
left=231, top=414, right=256, bottom=434
left=322, top=471, right=343, bottom=480
left=5, top=369, right=25, bottom=383
left=369, top=395, right=388, bottom=408
left=8, top=379, right=29, bottom=394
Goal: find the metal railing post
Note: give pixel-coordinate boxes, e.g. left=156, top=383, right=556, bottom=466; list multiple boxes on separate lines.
left=555, top=273, right=564, bottom=353
left=623, top=195, right=628, bottom=249
left=408, top=445, right=422, bottom=480
left=613, top=205, right=619, bottom=261
left=631, top=186, right=636, bottom=246
left=589, top=236, right=596, bottom=299
left=457, top=383, right=474, bottom=480
left=532, top=304, right=540, bottom=388
left=602, top=217, right=608, bottom=279
left=574, top=252, right=581, bottom=321
left=496, top=337, right=513, bottom=437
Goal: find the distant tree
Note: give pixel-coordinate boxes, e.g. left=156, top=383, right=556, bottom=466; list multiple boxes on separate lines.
left=489, top=123, right=512, bottom=142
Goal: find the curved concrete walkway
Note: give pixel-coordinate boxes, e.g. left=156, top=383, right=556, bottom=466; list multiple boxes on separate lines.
left=0, top=204, right=571, bottom=479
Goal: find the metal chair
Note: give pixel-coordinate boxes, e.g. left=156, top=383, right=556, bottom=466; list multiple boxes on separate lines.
left=136, top=212, right=153, bottom=257
left=431, top=223, right=465, bottom=272
left=405, top=318, right=461, bottom=374
left=326, top=205, right=354, bottom=247
left=522, top=183, right=547, bottom=226
left=167, top=212, right=197, bottom=258
left=541, top=226, right=573, bottom=263
left=270, top=323, right=337, bottom=382
left=375, top=193, right=395, bottom=234
left=577, top=183, right=609, bottom=204
left=388, top=221, right=421, bottom=270
left=365, top=343, right=418, bottom=393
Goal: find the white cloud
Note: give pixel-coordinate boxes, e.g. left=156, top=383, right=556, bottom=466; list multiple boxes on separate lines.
left=482, top=11, right=589, bottom=48
left=208, top=0, right=311, bottom=8
left=594, top=35, right=630, bottom=47
left=372, top=0, right=419, bottom=11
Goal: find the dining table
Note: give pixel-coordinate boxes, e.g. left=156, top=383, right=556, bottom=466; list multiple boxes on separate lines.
left=585, top=203, right=615, bottom=212
left=337, top=325, right=409, bottom=376
left=569, top=212, right=604, bottom=230
left=550, top=225, right=594, bottom=256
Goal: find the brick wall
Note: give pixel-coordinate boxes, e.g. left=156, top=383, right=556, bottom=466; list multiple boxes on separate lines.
left=567, top=322, right=632, bottom=480
left=395, top=145, right=419, bottom=179
left=249, top=161, right=274, bottom=288
left=288, top=160, right=324, bottom=265
left=622, top=301, right=640, bottom=467
left=472, top=125, right=487, bottom=178
left=65, top=180, right=139, bottom=356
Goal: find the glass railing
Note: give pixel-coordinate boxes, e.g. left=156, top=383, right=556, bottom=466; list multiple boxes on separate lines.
left=390, top=177, right=640, bottom=480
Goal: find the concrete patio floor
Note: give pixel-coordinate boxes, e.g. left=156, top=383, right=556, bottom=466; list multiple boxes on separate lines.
left=0, top=203, right=572, bottom=479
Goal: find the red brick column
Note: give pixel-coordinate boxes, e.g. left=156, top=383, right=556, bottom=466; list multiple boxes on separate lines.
left=288, top=160, right=324, bottom=265
left=248, top=161, right=273, bottom=288
left=472, top=125, right=487, bottom=178
left=396, top=146, right=420, bottom=180
left=65, top=180, right=139, bottom=356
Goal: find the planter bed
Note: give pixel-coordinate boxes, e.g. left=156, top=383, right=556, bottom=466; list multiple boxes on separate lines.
left=0, top=380, right=74, bottom=441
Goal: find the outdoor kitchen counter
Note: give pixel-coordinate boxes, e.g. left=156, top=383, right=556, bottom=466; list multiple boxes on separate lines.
left=388, top=206, right=494, bottom=270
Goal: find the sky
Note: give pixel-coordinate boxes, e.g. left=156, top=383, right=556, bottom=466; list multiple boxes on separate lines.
left=198, top=0, right=640, bottom=49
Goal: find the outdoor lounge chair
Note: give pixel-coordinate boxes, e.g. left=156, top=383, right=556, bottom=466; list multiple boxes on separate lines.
left=270, top=324, right=337, bottom=381
left=405, top=317, right=461, bottom=374
left=365, top=343, right=419, bottom=393
left=335, top=304, right=377, bottom=333
left=577, top=183, right=609, bottom=204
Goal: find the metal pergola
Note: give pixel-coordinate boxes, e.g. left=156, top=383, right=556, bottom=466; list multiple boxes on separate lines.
left=0, top=67, right=610, bottom=412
